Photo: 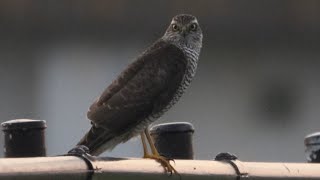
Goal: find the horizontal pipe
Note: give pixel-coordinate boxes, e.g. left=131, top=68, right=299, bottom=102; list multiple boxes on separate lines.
left=1, top=156, right=320, bottom=179
left=92, top=157, right=235, bottom=180
left=0, top=156, right=88, bottom=180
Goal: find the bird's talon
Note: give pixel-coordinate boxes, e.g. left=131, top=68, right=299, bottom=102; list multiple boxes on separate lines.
left=169, top=158, right=175, bottom=164
left=143, top=154, right=178, bottom=175
left=159, top=154, right=175, bottom=163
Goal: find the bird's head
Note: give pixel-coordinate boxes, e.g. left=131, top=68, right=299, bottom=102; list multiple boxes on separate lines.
left=163, top=14, right=203, bottom=52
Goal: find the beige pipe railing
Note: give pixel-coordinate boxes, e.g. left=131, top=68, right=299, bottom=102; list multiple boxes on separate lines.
left=0, top=156, right=320, bottom=180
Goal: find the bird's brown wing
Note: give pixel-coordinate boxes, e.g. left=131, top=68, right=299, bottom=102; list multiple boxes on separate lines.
left=87, top=41, right=187, bottom=135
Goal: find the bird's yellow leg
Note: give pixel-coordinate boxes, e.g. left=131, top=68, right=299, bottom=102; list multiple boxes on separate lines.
left=140, top=132, right=149, bottom=157
left=143, top=128, right=178, bottom=175
left=144, top=128, right=160, bottom=156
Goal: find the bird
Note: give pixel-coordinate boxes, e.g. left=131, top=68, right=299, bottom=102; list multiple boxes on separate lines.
left=73, top=14, right=203, bottom=174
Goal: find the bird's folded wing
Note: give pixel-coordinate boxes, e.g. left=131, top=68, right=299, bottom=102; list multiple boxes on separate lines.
left=87, top=42, right=187, bottom=134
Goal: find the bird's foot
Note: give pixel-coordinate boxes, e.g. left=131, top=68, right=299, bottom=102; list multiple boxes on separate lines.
left=143, top=154, right=178, bottom=175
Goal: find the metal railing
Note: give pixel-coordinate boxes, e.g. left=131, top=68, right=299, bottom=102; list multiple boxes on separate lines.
left=1, top=119, right=320, bottom=179
left=1, top=156, right=320, bottom=180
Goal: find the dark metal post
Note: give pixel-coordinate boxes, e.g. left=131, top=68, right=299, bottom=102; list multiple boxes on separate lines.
left=150, top=122, right=195, bottom=159
left=304, top=132, right=320, bottom=163
left=1, top=119, right=47, bottom=157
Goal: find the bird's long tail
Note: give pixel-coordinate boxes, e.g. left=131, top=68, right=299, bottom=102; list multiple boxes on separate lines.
left=76, top=126, right=116, bottom=156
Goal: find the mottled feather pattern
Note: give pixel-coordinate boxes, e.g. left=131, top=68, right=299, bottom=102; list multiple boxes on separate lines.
left=173, top=15, right=196, bottom=25
left=147, top=46, right=200, bottom=120
left=78, top=41, right=188, bottom=154
left=76, top=14, right=202, bottom=155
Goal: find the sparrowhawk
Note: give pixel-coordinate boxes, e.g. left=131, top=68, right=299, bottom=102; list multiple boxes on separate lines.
left=74, top=14, right=203, bottom=174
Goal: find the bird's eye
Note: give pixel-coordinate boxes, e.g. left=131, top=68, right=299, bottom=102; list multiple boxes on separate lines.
left=190, top=23, right=197, bottom=31
left=172, top=24, right=179, bottom=32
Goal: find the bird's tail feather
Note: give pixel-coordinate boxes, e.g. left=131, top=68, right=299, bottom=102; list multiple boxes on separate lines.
left=76, top=126, right=116, bottom=156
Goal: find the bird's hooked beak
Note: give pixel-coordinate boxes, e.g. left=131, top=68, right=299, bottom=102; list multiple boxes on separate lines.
left=181, top=27, right=187, bottom=38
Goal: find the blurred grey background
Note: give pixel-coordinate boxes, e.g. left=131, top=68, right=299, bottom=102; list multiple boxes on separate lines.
left=1, top=0, right=320, bottom=162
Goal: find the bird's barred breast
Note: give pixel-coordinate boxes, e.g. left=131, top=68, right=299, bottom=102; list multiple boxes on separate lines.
left=149, top=46, right=199, bottom=120
left=126, top=46, right=199, bottom=140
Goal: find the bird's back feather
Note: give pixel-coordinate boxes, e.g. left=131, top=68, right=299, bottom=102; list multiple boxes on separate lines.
left=76, top=40, right=187, bottom=155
